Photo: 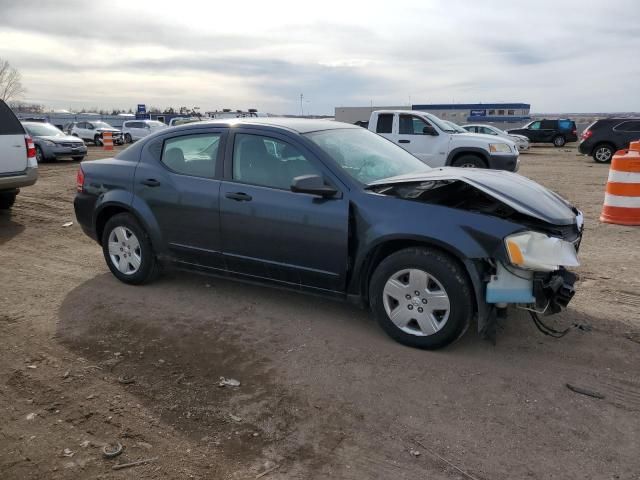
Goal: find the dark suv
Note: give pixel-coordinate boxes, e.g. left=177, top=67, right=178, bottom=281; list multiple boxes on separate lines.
left=508, top=119, right=577, bottom=147
left=578, top=118, right=640, bottom=163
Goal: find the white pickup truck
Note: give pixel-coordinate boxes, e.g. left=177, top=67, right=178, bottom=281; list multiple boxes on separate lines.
left=367, top=110, right=519, bottom=171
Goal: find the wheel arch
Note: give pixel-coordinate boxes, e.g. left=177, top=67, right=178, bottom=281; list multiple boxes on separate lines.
left=592, top=141, right=616, bottom=156
left=446, top=147, right=489, bottom=167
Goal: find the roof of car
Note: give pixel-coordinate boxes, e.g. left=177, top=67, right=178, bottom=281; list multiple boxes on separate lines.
left=168, top=117, right=357, bottom=134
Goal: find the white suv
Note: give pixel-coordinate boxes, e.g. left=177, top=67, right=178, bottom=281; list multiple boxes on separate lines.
left=121, top=120, right=167, bottom=143
left=0, top=100, right=38, bottom=209
left=71, top=120, right=123, bottom=146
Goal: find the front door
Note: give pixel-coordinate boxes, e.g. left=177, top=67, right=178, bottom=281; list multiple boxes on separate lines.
left=133, top=129, right=226, bottom=269
left=219, top=130, right=349, bottom=293
left=397, top=113, right=445, bottom=166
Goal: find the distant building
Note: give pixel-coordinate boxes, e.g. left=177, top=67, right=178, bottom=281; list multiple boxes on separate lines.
left=335, top=103, right=531, bottom=125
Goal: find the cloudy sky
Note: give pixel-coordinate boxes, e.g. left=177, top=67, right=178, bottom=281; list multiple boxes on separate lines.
left=0, top=0, right=638, bottom=114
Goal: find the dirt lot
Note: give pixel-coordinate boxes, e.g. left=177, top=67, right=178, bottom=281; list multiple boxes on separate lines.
left=1, top=145, right=639, bottom=479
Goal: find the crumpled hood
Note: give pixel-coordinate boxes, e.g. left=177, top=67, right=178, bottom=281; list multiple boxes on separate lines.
left=96, top=128, right=121, bottom=133
left=368, top=167, right=578, bottom=225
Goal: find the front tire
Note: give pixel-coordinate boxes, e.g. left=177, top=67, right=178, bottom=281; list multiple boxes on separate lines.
left=94, top=135, right=103, bottom=146
left=369, top=247, right=473, bottom=349
left=553, top=135, right=566, bottom=147
left=102, top=213, right=159, bottom=285
left=72, top=156, right=85, bottom=161
left=593, top=144, right=614, bottom=163
left=124, top=133, right=132, bottom=144
left=0, top=192, right=17, bottom=210
left=35, top=145, right=46, bottom=163
left=452, top=154, right=487, bottom=168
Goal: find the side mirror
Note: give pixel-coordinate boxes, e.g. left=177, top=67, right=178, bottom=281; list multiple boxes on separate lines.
left=422, top=125, right=438, bottom=136
left=291, top=175, right=337, bottom=197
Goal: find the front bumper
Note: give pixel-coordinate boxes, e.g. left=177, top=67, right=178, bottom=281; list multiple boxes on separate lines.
left=488, top=153, right=519, bottom=172
left=533, top=268, right=577, bottom=314
left=42, top=143, right=88, bottom=159
left=0, top=166, right=38, bottom=191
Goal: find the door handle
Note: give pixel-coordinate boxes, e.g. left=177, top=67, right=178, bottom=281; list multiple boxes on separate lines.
left=398, top=139, right=410, bottom=144
left=141, top=178, right=161, bottom=187
left=225, top=192, right=252, bottom=201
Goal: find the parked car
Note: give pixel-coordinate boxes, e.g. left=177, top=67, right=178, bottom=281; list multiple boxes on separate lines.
left=63, top=122, right=77, bottom=134
left=368, top=110, right=519, bottom=170
left=74, top=118, right=583, bottom=350
left=122, top=120, right=168, bottom=143
left=463, top=124, right=530, bottom=152
left=507, top=119, right=577, bottom=147
left=578, top=118, right=640, bottom=163
left=71, top=121, right=124, bottom=146
left=168, top=117, right=201, bottom=127
left=0, top=100, right=38, bottom=209
left=22, top=122, right=87, bottom=162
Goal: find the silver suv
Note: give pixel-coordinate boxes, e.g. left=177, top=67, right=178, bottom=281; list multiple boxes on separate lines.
left=0, top=100, right=38, bottom=209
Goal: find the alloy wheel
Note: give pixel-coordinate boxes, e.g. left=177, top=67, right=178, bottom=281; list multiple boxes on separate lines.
left=595, top=147, right=612, bottom=162
left=108, top=226, right=142, bottom=275
left=382, top=268, right=451, bottom=336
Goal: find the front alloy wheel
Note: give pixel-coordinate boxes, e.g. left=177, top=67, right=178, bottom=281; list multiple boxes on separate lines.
left=369, top=247, right=473, bottom=349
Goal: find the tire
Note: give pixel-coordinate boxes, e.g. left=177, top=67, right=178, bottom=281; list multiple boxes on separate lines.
left=94, top=135, right=103, bottom=146
left=0, top=192, right=17, bottom=210
left=124, top=133, right=132, bottom=144
left=35, top=145, right=45, bottom=163
left=592, top=144, right=615, bottom=163
left=72, top=156, right=85, bottom=161
left=72, top=133, right=79, bottom=138
left=102, top=213, right=159, bottom=285
left=552, top=135, right=566, bottom=147
left=369, top=247, right=473, bottom=349
left=451, top=154, right=487, bottom=168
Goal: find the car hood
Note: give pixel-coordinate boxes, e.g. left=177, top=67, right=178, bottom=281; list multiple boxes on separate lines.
left=36, top=135, right=85, bottom=143
left=454, top=132, right=516, bottom=146
left=368, top=167, right=578, bottom=225
left=509, top=134, right=529, bottom=142
left=96, top=128, right=121, bottom=133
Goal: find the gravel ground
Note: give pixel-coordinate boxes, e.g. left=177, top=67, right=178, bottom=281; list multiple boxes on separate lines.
left=1, top=145, right=639, bottom=479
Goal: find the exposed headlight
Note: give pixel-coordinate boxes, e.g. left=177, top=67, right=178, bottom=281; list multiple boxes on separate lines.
left=489, top=143, right=511, bottom=153
left=505, top=231, right=579, bottom=272
left=43, top=140, right=56, bottom=146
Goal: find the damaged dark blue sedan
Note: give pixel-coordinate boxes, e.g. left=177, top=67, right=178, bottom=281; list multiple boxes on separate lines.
left=74, top=118, right=583, bottom=349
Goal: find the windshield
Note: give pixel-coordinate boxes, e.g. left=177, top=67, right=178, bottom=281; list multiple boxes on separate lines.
left=24, top=123, right=64, bottom=137
left=147, top=121, right=166, bottom=128
left=444, top=121, right=467, bottom=133
left=305, top=128, right=431, bottom=184
left=92, top=121, right=112, bottom=129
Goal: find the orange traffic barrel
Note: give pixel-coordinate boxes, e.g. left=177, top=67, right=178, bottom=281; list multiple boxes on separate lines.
left=600, top=140, right=640, bottom=225
left=102, top=131, right=114, bottom=151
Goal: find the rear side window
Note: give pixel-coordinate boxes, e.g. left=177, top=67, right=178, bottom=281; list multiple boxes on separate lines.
left=376, top=114, right=393, bottom=134
left=161, top=133, right=220, bottom=179
left=558, top=119, right=575, bottom=131
left=615, top=121, right=640, bottom=132
left=0, top=100, right=24, bottom=135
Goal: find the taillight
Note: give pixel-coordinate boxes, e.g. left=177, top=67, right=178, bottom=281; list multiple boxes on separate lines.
left=581, top=130, right=593, bottom=140
left=25, top=135, right=36, bottom=158
left=76, top=166, right=85, bottom=192
left=572, top=128, right=577, bottom=135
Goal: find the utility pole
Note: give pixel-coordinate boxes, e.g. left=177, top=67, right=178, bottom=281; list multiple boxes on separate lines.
left=300, top=93, right=304, bottom=116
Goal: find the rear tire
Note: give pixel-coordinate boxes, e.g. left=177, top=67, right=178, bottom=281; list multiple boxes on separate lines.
left=553, top=135, right=566, bottom=147
left=452, top=154, right=487, bottom=168
left=369, top=247, right=473, bottom=349
left=593, top=144, right=615, bottom=163
left=102, top=213, right=159, bottom=285
left=0, top=192, right=17, bottom=210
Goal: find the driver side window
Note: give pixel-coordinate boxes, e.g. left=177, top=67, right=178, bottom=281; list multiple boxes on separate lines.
left=399, top=114, right=430, bottom=135
left=528, top=121, right=541, bottom=130
left=232, top=134, right=320, bottom=190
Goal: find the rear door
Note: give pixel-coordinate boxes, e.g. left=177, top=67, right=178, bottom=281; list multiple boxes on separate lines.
left=614, top=120, right=640, bottom=148
left=0, top=100, right=27, bottom=174
left=219, top=128, right=350, bottom=293
left=134, top=128, right=226, bottom=269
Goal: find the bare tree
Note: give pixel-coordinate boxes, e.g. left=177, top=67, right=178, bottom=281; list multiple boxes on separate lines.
left=0, top=59, right=26, bottom=102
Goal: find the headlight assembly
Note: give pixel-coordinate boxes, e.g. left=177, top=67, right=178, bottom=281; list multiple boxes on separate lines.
left=505, top=231, right=579, bottom=272
left=43, top=140, right=56, bottom=146
left=489, top=143, right=511, bottom=153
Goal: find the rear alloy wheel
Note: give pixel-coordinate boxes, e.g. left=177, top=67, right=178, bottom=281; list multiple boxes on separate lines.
left=94, top=135, right=103, bottom=146
left=553, top=135, right=566, bottom=147
left=0, top=192, right=17, bottom=210
left=593, top=145, right=614, bottom=163
left=369, top=247, right=473, bottom=349
left=102, top=213, right=159, bottom=285
left=452, top=155, right=486, bottom=168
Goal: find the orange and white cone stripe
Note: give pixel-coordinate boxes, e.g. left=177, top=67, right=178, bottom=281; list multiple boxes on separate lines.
left=600, top=141, right=640, bottom=225
left=103, top=131, right=114, bottom=151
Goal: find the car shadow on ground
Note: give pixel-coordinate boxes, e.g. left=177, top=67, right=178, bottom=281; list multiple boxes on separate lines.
left=0, top=211, right=26, bottom=245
